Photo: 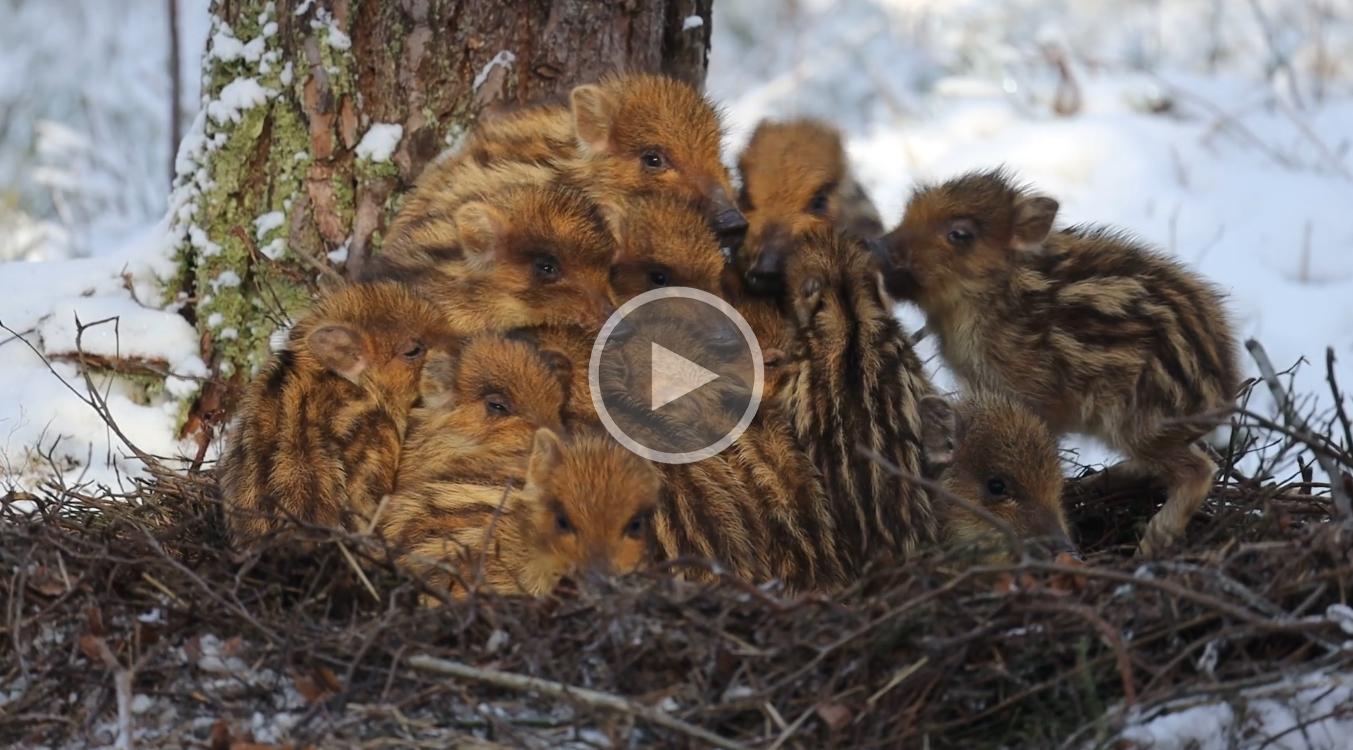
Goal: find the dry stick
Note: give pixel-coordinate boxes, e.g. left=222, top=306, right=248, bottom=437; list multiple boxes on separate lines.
left=1255, top=702, right=1353, bottom=750
left=406, top=654, right=751, bottom=750
left=87, top=637, right=133, bottom=750
left=131, top=522, right=282, bottom=646
left=1277, top=98, right=1353, bottom=182
left=654, top=556, right=837, bottom=613
left=1327, top=348, right=1353, bottom=464
left=335, top=541, right=380, bottom=602
left=16, top=315, right=162, bottom=468
left=1246, top=339, right=1353, bottom=530
left=166, top=0, right=181, bottom=190
left=1015, top=560, right=1328, bottom=634
left=858, top=445, right=1028, bottom=560
left=1029, top=602, right=1137, bottom=709
left=763, top=701, right=820, bottom=750
left=1227, top=406, right=1353, bottom=467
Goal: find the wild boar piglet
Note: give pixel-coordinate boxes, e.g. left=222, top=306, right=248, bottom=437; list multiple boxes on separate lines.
left=735, top=117, right=885, bottom=294
left=920, top=392, right=1074, bottom=563
left=387, top=428, right=661, bottom=599
left=367, top=182, right=623, bottom=337
left=869, top=168, right=1241, bottom=556
left=219, top=281, right=460, bottom=551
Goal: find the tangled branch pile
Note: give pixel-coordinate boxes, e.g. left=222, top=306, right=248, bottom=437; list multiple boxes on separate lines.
left=4, top=358, right=1353, bottom=750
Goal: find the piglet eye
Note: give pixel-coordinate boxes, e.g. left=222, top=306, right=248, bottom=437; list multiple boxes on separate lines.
left=807, top=189, right=830, bottom=216
left=985, top=477, right=1009, bottom=499
left=401, top=342, right=426, bottom=360
left=623, top=514, right=646, bottom=538
left=555, top=510, right=574, bottom=534
left=484, top=393, right=513, bottom=416
left=641, top=150, right=667, bottom=171
left=947, top=227, right=975, bottom=245
left=648, top=269, right=670, bottom=287
left=534, top=255, right=561, bottom=282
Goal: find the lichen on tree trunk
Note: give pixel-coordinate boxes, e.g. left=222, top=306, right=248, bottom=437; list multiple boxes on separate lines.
left=166, top=0, right=714, bottom=448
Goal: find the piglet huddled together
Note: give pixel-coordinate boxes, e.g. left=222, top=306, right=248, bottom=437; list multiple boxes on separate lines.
left=218, top=74, right=1240, bottom=601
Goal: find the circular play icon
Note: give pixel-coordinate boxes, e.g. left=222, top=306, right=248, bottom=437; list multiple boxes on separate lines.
left=589, top=287, right=764, bottom=464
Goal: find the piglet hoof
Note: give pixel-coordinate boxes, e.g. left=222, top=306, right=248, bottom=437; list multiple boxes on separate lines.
left=795, top=276, right=824, bottom=328
left=1049, top=551, right=1087, bottom=592
left=1135, top=522, right=1180, bottom=560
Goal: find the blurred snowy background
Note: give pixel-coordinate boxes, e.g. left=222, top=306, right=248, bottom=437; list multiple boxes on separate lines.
left=0, top=0, right=1351, bottom=744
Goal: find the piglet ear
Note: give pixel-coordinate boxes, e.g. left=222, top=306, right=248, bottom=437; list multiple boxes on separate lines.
left=570, top=84, right=618, bottom=155
left=309, top=325, right=369, bottom=384
left=454, top=202, right=507, bottom=269
left=536, top=348, right=575, bottom=398
left=1011, top=195, right=1059, bottom=251
left=595, top=199, right=628, bottom=252
left=417, top=349, right=460, bottom=410
left=525, top=427, right=566, bottom=491
left=919, top=394, right=963, bottom=469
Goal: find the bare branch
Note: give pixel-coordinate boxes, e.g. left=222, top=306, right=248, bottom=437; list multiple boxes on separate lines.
left=406, top=654, right=752, bottom=750
left=1246, top=338, right=1353, bottom=530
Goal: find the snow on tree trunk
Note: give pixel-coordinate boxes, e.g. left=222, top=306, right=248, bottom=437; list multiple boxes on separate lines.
left=166, top=0, right=713, bottom=448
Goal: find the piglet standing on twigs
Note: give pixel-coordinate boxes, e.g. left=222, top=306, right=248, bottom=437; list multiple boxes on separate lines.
left=869, top=168, right=1241, bottom=556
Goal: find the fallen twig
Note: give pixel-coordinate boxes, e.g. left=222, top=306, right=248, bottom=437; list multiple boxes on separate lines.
left=406, top=653, right=752, bottom=750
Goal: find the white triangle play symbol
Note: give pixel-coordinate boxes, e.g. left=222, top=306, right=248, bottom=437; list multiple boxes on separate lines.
left=650, top=342, right=720, bottom=410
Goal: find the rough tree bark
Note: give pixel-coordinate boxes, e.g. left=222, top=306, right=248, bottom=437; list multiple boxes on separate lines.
left=166, top=0, right=714, bottom=450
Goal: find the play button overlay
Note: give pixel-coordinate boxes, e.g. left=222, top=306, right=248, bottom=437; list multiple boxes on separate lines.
left=589, top=287, right=764, bottom=464
left=650, top=342, right=720, bottom=410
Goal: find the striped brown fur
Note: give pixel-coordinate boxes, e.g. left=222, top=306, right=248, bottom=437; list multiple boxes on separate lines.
left=606, top=193, right=727, bottom=299
left=394, top=333, right=570, bottom=493
left=565, top=72, right=745, bottom=245
left=723, top=266, right=806, bottom=404
left=518, top=305, right=844, bottom=592
left=380, top=106, right=573, bottom=258
left=920, top=391, right=1072, bottom=563
left=384, top=428, right=660, bottom=599
left=364, top=182, right=622, bottom=337
left=665, top=402, right=847, bottom=592
left=871, top=168, right=1241, bottom=555
left=381, top=72, right=744, bottom=259
left=734, top=118, right=885, bottom=294
left=512, top=323, right=603, bottom=428
left=778, top=226, right=940, bottom=571
left=218, top=281, right=460, bottom=551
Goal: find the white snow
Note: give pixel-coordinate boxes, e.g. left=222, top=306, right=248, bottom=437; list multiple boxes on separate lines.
left=326, top=26, right=351, bottom=51
left=473, top=50, right=517, bottom=91
left=205, top=77, right=273, bottom=124
left=355, top=123, right=404, bottom=163
left=312, top=8, right=350, bottom=51
left=1112, top=670, right=1353, bottom=750
left=0, top=219, right=207, bottom=489
left=252, top=210, right=285, bottom=240
left=208, top=270, right=242, bottom=292
left=1328, top=604, right=1353, bottom=636
left=683, top=15, right=705, bottom=31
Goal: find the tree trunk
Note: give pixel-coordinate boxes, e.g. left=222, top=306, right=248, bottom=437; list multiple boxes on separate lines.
left=167, top=0, right=713, bottom=449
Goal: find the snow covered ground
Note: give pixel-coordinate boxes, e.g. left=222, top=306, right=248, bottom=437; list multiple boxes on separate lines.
left=1, top=0, right=1351, bottom=743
